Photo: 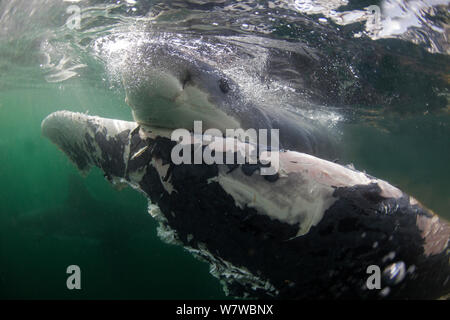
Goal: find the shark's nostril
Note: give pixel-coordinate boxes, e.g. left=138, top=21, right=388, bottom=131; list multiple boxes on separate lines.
left=219, top=78, right=230, bottom=94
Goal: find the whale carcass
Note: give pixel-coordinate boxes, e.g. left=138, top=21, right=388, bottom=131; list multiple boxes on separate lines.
left=41, top=109, right=450, bottom=299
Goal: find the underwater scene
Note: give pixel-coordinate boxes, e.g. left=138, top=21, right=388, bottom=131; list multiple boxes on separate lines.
left=0, top=0, right=449, bottom=300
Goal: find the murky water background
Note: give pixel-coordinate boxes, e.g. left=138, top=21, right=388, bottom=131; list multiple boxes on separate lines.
left=0, top=0, right=448, bottom=299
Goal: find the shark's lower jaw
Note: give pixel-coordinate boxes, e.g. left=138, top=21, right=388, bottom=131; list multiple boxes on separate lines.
left=41, top=110, right=450, bottom=299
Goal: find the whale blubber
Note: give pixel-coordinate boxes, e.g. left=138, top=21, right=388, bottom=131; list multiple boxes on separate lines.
left=41, top=111, right=450, bottom=299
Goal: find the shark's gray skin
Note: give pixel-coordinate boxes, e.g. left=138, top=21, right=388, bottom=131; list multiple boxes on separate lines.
left=42, top=110, right=450, bottom=299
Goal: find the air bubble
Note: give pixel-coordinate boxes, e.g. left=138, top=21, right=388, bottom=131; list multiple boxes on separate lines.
left=382, top=261, right=406, bottom=286
left=379, top=286, right=390, bottom=297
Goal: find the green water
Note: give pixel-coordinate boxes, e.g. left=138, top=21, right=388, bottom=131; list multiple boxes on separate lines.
left=0, top=85, right=227, bottom=299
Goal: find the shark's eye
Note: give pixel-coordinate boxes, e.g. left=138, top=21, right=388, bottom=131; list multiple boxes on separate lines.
left=219, top=78, right=230, bottom=94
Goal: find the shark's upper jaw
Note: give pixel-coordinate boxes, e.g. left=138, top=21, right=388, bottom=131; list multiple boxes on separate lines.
left=41, top=110, right=450, bottom=299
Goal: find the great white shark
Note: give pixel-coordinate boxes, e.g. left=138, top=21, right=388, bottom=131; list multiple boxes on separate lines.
left=119, top=35, right=338, bottom=159
left=41, top=32, right=450, bottom=299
